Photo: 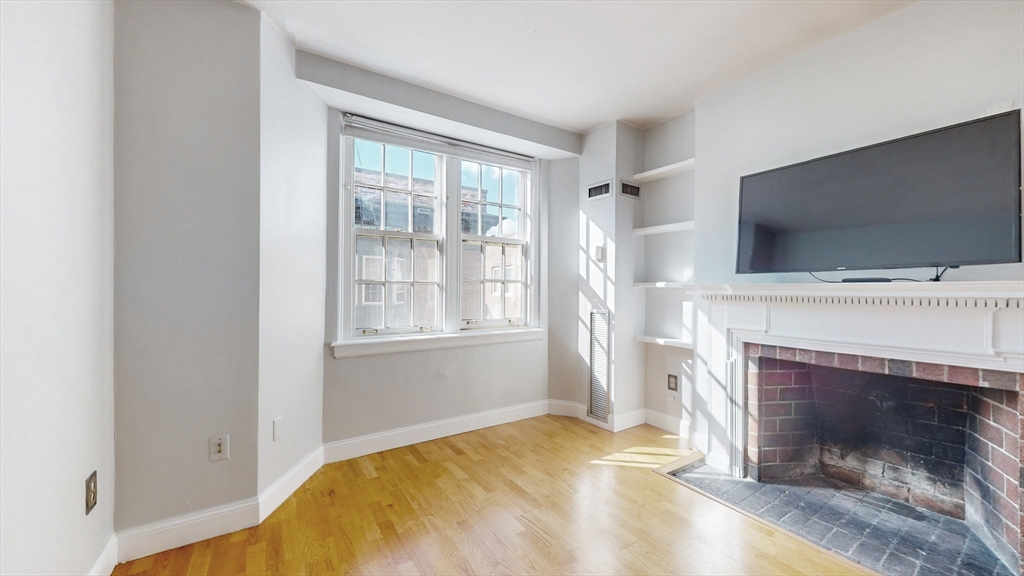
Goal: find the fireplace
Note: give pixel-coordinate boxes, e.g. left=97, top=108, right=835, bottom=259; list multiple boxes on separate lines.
left=745, top=343, right=1023, bottom=573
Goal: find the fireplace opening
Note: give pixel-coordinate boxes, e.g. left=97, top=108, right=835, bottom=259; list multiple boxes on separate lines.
left=745, top=344, right=1022, bottom=574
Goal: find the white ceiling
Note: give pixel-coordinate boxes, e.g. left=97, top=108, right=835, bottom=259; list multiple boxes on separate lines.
left=247, top=0, right=914, bottom=133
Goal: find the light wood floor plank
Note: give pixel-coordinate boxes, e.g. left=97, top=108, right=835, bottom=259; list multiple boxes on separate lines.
left=112, top=415, right=871, bottom=575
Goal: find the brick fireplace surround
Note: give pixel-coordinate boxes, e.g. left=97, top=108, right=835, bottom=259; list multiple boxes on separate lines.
left=745, top=343, right=1024, bottom=574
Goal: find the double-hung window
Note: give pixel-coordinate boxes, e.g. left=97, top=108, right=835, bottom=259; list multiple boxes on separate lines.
left=338, top=115, right=536, bottom=342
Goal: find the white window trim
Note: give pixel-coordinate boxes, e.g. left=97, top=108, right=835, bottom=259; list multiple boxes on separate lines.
left=327, top=112, right=543, bottom=357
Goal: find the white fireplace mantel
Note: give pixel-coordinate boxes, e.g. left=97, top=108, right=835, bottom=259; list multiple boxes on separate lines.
left=690, top=281, right=1024, bottom=477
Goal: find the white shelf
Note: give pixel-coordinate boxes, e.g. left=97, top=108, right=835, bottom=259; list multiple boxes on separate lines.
left=633, top=282, right=694, bottom=288
left=634, top=335, right=693, bottom=349
left=633, top=221, right=695, bottom=236
left=633, top=158, right=695, bottom=183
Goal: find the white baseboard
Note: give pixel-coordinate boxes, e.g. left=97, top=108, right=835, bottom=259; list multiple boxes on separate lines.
left=644, top=408, right=691, bottom=437
left=88, top=533, right=118, bottom=576
left=116, top=497, right=259, bottom=563
left=324, top=399, right=550, bottom=463
left=547, top=399, right=581, bottom=417
left=612, top=407, right=646, bottom=432
left=257, top=445, right=324, bottom=522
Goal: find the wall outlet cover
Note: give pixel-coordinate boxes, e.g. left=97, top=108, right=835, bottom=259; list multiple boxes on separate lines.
left=85, top=471, right=97, bottom=515
left=209, top=434, right=230, bottom=461
left=667, top=374, right=679, bottom=391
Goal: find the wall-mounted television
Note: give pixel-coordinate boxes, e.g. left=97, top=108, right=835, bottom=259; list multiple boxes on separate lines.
left=736, top=110, right=1022, bottom=275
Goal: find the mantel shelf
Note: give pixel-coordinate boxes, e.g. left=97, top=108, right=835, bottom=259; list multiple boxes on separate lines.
left=634, top=335, right=693, bottom=349
left=634, top=282, right=694, bottom=288
left=633, top=221, right=695, bottom=236
left=633, top=158, right=695, bottom=183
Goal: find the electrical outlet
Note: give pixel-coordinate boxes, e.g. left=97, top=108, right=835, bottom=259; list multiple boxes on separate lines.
left=273, top=417, right=283, bottom=441
left=85, top=471, right=97, bottom=515
left=209, top=435, right=230, bottom=461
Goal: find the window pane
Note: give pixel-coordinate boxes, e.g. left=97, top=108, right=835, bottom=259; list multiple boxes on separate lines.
left=353, top=140, right=383, bottom=186
left=355, top=236, right=384, bottom=281
left=483, top=281, right=502, bottom=320
left=386, top=238, right=412, bottom=281
left=385, top=191, right=410, bottom=232
left=502, top=169, right=520, bottom=206
left=504, top=283, right=523, bottom=320
left=384, top=145, right=411, bottom=190
left=414, top=240, right=438, bottom=282
left=412, top=194, right=437, bottom=234
left=412, top=151, right=436, bottom=194
left=505, top=244, right=523, bottom=280
left=413, top=284, right=438, bottom=326
left=461, top=242, right=483, bottom=279
left=460, top=161, right=480, bottom=200
left=461, top=202, right=479, bottom=235
left=481, top=165, right=500, bottom=203
left=484, top=243, right=502, bottom=281
left=386, top=285, right=411, bottom=327
left=482, top=204, right=501, bottom=237
left=461, top=281, right=481, bottom=321
left=501, top=207, right=520, bottom=238
left=354, top=186, right=382, bottom=229
left=355, top=284, right=383, bottom=329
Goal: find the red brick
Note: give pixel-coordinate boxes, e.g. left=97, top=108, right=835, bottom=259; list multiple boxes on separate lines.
left=747, top=416, right=759, bottom=435
left=981, top=369, right=1019, bottom=391
left=747, top=445, right=759, bottom=465
left=860, top=356, right=887, bottom=374
left=760, top=448, right=778, bottom=464
left=761, top=433, right=793, bottom=448
left=778, top=346, right=798, bottom=361
left=836, top=353, right=860, bottom=370
left=793, top=371, right=813, bottom=387
left=980, top=418, right=1005, bottom=447
left=747, top=371, right=759, bottom=387
left=948, top=365, right=980, bottom=387
left=776, top=359, right=807, bottom=371
left=1004, top=477, right=1019, bottom=510
left=760, top=358, right=779, bottom=371
left=914, top=362, right=947, bottom=382
left=761, top=388, right=779, bottom=402
left=1003, top=434, right=1019, bottom=462
left=992, top=448, right=1019, bottom=482
left=763, top=371, right=792, bottom=386
left=763, top=403, right=793, bottom=418
left=796, top=348, right=814, bottom=363
left=813, top=351, right=837, bottom=367
left=776, top=446, right=817, bottom=463
left=761, top=418, right=778, bottom=434
left=745, top=342, right=760, bottom=356
left=993, top=403, right=1017, bottom=432
left=777, top=417, right=814, bottom=433
left=910, top=490, right=965, bottom=519
left=994, top=492, right=1020, bottom=522
left=975, top=396, right=992, bottom=420
left=1002, top=522, right=1019, bottom=553
left=862, top=475, right=910, bottom=502
left=980, top=387, right=1007, bottom=405
left=760, top=345, right=779, bottom=359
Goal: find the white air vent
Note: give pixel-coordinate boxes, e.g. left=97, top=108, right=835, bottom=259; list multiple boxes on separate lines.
left=621, top=181, right=640, bottom=199
left=587, top=181, right=611, bottom=200
left=589, top=310, right=609, bottom=422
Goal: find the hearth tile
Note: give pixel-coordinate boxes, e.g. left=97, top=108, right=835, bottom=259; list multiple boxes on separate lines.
left=981, top=370, right=1019, bottom=391
left=913, top=362, right=947, bottom=382
left=779, top=510, right=812, bottom=531
left=889, top=359, right=914, bottom=377
left=878, top=551, right=919, bottom=576
left=948, top=365, right=981, bottom=387
left=760, top=503, right=791, bottom=522
left=801, top=518, right=835, bottom=542
left=822, top=528, right=859, bottom=554
left=849, top=539, right=887, bottom=568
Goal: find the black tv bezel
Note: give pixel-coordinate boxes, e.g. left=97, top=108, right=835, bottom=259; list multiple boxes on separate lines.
left=734, top=110, right=1023, bottom=275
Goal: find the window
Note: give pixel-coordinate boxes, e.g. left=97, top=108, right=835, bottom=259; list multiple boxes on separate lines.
left=339, top=117, right=535, bottom=340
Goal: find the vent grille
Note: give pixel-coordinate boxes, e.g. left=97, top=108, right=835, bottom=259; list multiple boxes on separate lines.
left=589, top=310, right=609, bottom=422
left=588, top=182, right=610, bottom=199
left=621, top=182, right=640, bottom=198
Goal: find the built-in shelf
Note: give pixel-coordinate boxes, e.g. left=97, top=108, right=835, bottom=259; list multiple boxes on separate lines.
left=634, top=335, right=693, bottom=349
left=633, top=221, right=695, bottom=236
left=633, top=158, right=695, bottom=183
left=633, top=282, right=694, bottom=288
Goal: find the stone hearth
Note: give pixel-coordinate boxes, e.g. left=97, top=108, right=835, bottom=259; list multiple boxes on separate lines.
left=744, top=343, right=1023, bottom=574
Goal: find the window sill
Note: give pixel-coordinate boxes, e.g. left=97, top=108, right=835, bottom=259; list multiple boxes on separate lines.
left=330, top=328, right=546, bottom=359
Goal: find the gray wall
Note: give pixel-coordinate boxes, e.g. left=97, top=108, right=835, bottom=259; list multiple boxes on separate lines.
left=694, top=0, right=1024, bottom=285
left=545, top=158, right=583, bottom=402
left=114, top=0, right=262, bottom=529
left=257, top=17, right=328, bottom=493
left=0, top=2, right=116, bottom=573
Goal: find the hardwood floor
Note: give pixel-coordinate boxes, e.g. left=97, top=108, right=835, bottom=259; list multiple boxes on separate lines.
left=112, top=415, right=870, bottom=575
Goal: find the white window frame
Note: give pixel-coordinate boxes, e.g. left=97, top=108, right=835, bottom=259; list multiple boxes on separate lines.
left=328, top=113, right=541, bottom=354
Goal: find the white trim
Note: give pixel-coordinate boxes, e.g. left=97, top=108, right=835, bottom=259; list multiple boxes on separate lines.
left=88, top=534, right=118, bottom=576
left=633, top=221, right=695, bottom=236
left=633, top=158, right=696, bottom=183
left=547, top=399, right=582, bottom=417
left=634, top=335, right=693, bottom=349
left=257, top=445, right=324, bottom=523
left=644, top=409, right=691, bottom=438
left=116, top=497, right=259, bottom=563
left=324, top=399, right=551, bottom=463
left=693, top=281, right=1024, bottom=303
left=331, top=327, right=545, bottom=358
left=612, top=408, right=647, bottom=432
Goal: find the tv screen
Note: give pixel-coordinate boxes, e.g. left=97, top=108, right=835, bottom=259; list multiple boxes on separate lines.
left=736, top=110, right=1022, bottom=275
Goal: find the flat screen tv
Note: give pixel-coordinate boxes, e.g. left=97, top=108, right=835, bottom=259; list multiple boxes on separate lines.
left=736, top=110, right=1022, bottom=275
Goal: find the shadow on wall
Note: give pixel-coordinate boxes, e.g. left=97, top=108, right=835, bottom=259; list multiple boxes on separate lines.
left=577, top=210, right=616, bottom=414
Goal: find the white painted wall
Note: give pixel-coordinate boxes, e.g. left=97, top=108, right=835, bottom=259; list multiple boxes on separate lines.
left=545, top=158, right=583, bottom=402
left=0, top=1, right=116, bottom=573
left=114, top=0, right=262, bottom=529
left=257, top=17, right=328, bottom=494
left=694, top=0, right=1024, bottom=286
